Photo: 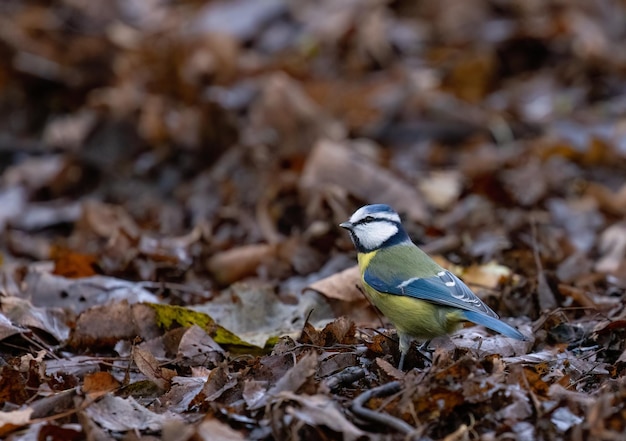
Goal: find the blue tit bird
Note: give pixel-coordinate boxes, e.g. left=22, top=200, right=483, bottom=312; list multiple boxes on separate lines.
left=340, top=204, right=528, bottom=369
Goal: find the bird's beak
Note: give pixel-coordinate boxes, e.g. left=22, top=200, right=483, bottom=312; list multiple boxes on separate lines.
left=339, top=221, right=352, bottom=230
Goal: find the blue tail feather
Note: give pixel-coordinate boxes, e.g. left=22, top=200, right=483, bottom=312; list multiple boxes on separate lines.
left=461, top=310, right=528, bottom=341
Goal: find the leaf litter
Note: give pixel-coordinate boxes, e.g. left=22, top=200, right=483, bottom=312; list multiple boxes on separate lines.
left=1, top=0, right=626, bottom=440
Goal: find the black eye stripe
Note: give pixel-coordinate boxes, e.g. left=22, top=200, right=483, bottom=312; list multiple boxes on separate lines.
left=354, top=217, right=398, bottom=226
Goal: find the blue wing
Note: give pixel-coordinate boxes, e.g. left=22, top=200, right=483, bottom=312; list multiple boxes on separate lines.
left=363, top=254, right=528, bottom=341
left=364, top=267, right=499, bottom=318
left=461, top=310, right=527, bottom=340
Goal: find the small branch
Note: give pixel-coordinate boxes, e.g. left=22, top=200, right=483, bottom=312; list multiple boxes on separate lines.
left=351, top=381, right=416, bottom=436
left=324, top=366, right=366, bottom=391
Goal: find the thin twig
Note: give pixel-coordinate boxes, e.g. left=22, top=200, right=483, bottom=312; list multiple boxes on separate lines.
left=324, top=366, right=366, bottom=390
left=351, top=381, right=417, bottom=436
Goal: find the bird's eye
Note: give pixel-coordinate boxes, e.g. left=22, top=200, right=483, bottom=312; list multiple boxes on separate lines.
left=364, top=216, right=374, bottom=222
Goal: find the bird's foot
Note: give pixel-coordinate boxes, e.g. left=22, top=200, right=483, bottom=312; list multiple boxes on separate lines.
left=416, top=340, right=433, bottom=364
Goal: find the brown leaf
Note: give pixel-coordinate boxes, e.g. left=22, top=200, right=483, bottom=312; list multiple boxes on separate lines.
left=418, top=171, right=464, bottom=210
left=197, top=366, right=237, bottom=403
left=79, top=200, right=140, bottom=240
left=138, top=226, right=202, bottom=268
left=207, top=243, right=277, bottom=286
left=595, top=221, right=626, bottom=274
left=249, top=352, right=318, bottom=410
left=318, top=352, right=359, bottom=377
left=246, top=72, right=345, bottom=157
left=51, top=248, right=98, bottom=278
left=133, top=347, right=174, bottom=391
left=301, top=139, right=428, bottom=223
left=177, top=325, right=226, bottom=367
left=23, top=272, right=158, bottom=314
left=319, top=316, right=357, bottom=346
left=83, top=395, right=180, bottom=432
left=0, top=312, right=26, bottom=341
left=277, top=392, right=365, bottom=441
left=306, top=266, right=363, bottom=302
left=83, top=372, right=121, bottom=399
left=195, top=417, right=246, bottom=441
left=1, top=297, right=70, bottom=343
left=0, top=408, right=33, bottom=437
left=69, top=301, right=139, bottom=350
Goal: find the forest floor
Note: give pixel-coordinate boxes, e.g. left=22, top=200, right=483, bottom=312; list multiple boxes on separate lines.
left=1, top=1, right=626, bottom=440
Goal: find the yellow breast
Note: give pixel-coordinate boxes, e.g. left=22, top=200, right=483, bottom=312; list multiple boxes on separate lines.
left=357, top=251, right=464, bottom=339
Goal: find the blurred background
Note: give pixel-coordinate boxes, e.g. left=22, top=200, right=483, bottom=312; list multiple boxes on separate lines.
left=1, top=0, right=625, bottom=303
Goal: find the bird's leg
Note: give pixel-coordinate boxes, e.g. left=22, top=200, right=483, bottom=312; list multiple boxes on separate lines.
left=398, top=333, right=412, bottom=370
left=398, top=352, right=406, bottom=371
left=398, top=335, right=434, bottom=370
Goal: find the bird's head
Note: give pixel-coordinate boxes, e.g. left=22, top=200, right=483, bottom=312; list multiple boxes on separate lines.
left=340, top=204, right=410, bottom=252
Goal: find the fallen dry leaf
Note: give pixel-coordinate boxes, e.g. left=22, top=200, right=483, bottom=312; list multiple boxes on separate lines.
left=300, top=139, right=428, bottom=223
left=1, top=0, right=626, bottom=438
left=306, top=265, right=362, bottom=302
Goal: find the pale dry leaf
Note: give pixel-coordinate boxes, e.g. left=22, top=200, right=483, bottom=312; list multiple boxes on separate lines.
left=71, top=301, right=139, bottom=349
left=157, top=377, right=207, bottom=414
left=279, top=392, right=365, bottom=441
left=318, top=352, right=359, bottom=377
left=0, top=186, right=28, bottom=228
left=83, top=395, right=181, bottom=432
left=452, top=325, right=530, bottom=357
left=207, top=243, right=277, bottom=286
left=0, top=408, right=33, bottom=430
left=42, top=110, right=97, bottom=150
left=191, top=0, right=285, bottom=40
left=18, top=350, right=46, bottom=373
left=595, top=221, right=626, bottom=273
left=242, top=379, right=268, bottom=409
left=547, top=197, right=604, bottom=253
left=548, top=384, right=597, bottom=408
left=194, top=283, right=333, bottom=348
left=306, top=265, right=362, bottom=302
left=133, top=347, right=172, bottom=390
left=138, top=226, right=202, bottom=268
left=23, top=272, right=158, bottom=313
left=9, top=201, right=82, bottom=231
left=77, top=410, right=112, bottom=441
left=0, top=312, right=25, bottom=341
left=245, top=72, right=345, bottom=155
left=162, top=419, right=196, bottom=441
left=551, top=407, right=584, bottom=433
left=177, top=325, right=225, bottom=367
left=249, top=352, right=317, bottom=410
left=454, top=261, right=514, bottom=290
left=195, top=417, right=246, bottom=441
left=201, top=366, right=238, bottom=402
left=502, top=349, right=560, bottom=364
left=374, top=357, right=404, bottom=380
left=45, top=355, right=108, bottom=378
left=501, top=159, right=548, bottom=206
left=418, top=170, right=463, bottom=210
left=80, top=200, right=141, bottom=239
left=301, top=139, right=428, bottom=222
left=2, top=155, right=67, bottom=189
left=1, top=297, right=70, bottom=342
left=585, top=182, right=626, bottom=216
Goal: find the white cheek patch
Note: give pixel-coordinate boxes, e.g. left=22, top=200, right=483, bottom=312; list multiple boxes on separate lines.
left=355, top=222, right=398, bottom=249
